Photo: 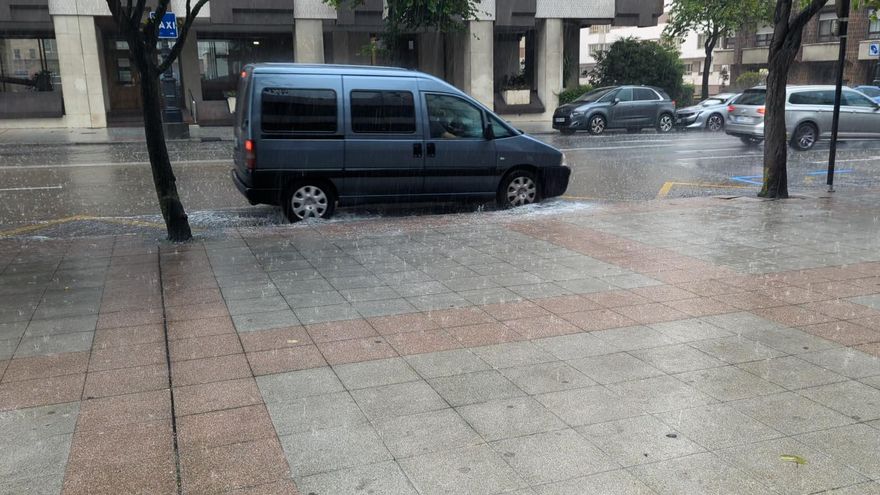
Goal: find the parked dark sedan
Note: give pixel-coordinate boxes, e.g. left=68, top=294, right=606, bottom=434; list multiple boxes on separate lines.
left=552, top=85, right=676, bottom=135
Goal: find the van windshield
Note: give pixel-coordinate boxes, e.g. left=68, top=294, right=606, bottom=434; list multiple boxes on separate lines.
left=574, top=87, right=616, bottom=103
left=736, top=89, right=766, bottom=106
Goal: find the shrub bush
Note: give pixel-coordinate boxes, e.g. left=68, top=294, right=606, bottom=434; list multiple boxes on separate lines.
left=557, top=85, right=594, bottom=105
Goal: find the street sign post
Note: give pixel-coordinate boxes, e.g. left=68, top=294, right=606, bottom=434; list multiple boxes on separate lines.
left=827, top=0, right=851, bottom=192
left=869, top=42, right=880, bottom=57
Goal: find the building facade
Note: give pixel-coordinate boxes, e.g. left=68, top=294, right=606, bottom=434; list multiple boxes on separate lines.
left=0, top=0, right=663, bottom=128
left=723, top=3, right=880, bottom=87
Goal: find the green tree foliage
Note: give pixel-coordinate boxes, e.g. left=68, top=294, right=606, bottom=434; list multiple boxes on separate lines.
left=733, top=70, right=766, bottom=90
left=589, top=38, right=687, bottom=103
left=557, top=85, right=594, bottom=105
left=664, top=0, right=766, bottom=100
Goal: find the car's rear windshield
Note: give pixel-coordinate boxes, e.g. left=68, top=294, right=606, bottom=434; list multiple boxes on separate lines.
left=574, top=87, right=616, bottom=103
left=858, top=86, right=880, bottom=98
left=735, top=89, right=766, bottom=106
left=701, top=97, right=726, bottom=106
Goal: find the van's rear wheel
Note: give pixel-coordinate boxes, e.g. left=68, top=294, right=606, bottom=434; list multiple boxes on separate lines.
left=498, top=170, right=540, bottom=209
left=791, top=122, right=818, bottom=151
left=282, top=181, right=336, bottom=222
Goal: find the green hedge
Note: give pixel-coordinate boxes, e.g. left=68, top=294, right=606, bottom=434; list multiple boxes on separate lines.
left=557, top=85, right=594, bottom=105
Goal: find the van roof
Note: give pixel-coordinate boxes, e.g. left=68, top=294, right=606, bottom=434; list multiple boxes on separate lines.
left=249, top=63, right=415, bottom=77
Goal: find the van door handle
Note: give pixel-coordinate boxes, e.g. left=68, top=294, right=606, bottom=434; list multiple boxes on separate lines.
left=427, top=143, right=436, bottom=157
left=413, top=143, right=422, bottom=158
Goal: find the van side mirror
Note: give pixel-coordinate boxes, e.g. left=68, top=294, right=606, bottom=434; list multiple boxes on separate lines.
left=483, top=123, right=495, bottom=140
left=612, top=98, right=620, bottom=105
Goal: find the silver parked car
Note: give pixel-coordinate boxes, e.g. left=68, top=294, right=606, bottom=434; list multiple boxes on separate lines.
left=675, top=93, right=738, bottom=132
left=725, top=85, right=880, bottom=151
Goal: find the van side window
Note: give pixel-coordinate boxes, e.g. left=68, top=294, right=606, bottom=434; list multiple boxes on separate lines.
left=843, top=91, right=876, bottom=107
left=489, top=114, right=516, bottom=139
left=351, top=90, right=416, bottom=133
left=261, top=88, right=337, bottom=134
left=634, top=88, right=659, bottom=101
left=425, top=94, right=484, bottom=139
left=789, top=91, right=834, bottom=105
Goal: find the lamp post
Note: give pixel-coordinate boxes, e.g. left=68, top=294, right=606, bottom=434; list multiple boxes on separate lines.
left=827, top=0, right=851, bottom=193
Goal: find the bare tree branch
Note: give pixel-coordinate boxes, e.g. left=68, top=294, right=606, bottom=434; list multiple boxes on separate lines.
left=157, top=0, right=210, bottom=74
left=791, top=0, right=829, bottom=32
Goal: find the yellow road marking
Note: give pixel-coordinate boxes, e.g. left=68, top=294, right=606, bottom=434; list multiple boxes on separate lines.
left=0, top=215, right=167, bottom=238
left=656, top=181, right=753, bottom=199
left=561, top=194, right=599, bottom=201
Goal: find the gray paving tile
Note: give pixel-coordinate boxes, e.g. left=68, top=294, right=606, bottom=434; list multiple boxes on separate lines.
left=257, top=367, right=344, bottom=403
left=428, top=370, right=525, bottom=407
left=374, top=408, right=482, bottom=458
left=399, top=444, right=528, bottom=495
left=799, top=348, right=880, bottom=379
left=743, top=326, right=841, bottom=355
left=609, top=375, right=717, bottom=413
left=457, top=397, right=566, bottom=441
left=391, top=281, right=450, bottom=298
left=532, top=332, right=620, bottom=360
left=223, top=296, right=290, bottom=316
left=295, top=461, right=418, bottom=495
left=535, top=386, right=645, bottom=427
left=14, top=331, right=93, bottom=357
left=819, top=482, right=880, bottom=495
left=532, top=469, right=657, bottom=495
left=351, top=381, right=447, bottom=420
left=630, top=344, right=727, bottom=374
left=689, top=335, right=787, bottom=364
left=266, top=391, right=366, bottom=435
left=702, top=312, right=785, bottom=334
left=650, top=318, right=732, bottom=343
left=0, top=402, right=79, bottom=445
left=604, top=273, right=663, bottom=289
left=405, top=349, right=490, bottom=379
left=294, top=303, right=361, bottom=325
left=281, top=423, right=392, bottom=477
left=407, top=293, right=472, bottom=312
left=232, top=309, right=300, bottom=332
left=500, top=361, right=595, bottom=395
left=799, top=381, right=880, bottom=421
left=629, top=452, right=776, bottom=495
left=471, top=342, right=556, bottom=369
left=795, top=424, right=880, bottom=479
left=339, top=286, right=400, bottom=303
left=0, top=338, right=15, bottom=361
left=675, top=366, right=784, bottom=401
left=0, top=432, right=72, bottom=480
left=717, top=437, right=868, bottom=495
left=285, top=290, right=347, bottom=309
left=850, top=294, right=880, bottom=310
left=567, top=352, right=664, bottom=385
left=508, top=283, right=571, bottom=300
left=729, top=391, right=855, bottom=435
left=459, top=287, right=524, bottom=306
left=0, top=322, right=26, bottom=342
left=656, top=403, right=782, bottom=450
left=23, top=315, right=97, bottom=337
left=555, top=278, right=613, bottom=294
left=591, top=326, right=679, bottom=351
left=334, top=357, right=420, bottom=390
left=578, top=414, right=704, bottom=467
left=490, top=428, right=618, bottom=485
left=352, top=298, right=417, bottom=318
left=1, top=473, right=65, bottom=495
left=736, top=355, right=848, bottom=390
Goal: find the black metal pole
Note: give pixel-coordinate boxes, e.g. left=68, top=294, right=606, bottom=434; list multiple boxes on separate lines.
left=827, top=4, right=850, bottom=192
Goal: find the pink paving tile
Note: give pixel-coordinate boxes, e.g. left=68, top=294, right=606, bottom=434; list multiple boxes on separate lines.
left=663, top=297, right=738, bottom=317
left=316, top=336, right=398, bottom=364
left=61, top=449, right=177, bottom=495
left=808, top=281, right=878, bottom=298
left=247, top=345, right=326, bottom=376
left=0, top=373, right=84, bottom=412
left=425, top=307, right=495, bottom=328
left=799, top=321, right=880, bottom=347
left=613, top=303, right=688, bottom=324
left=177, top=404, right=276, bottom=451
left=562, top=309, right=637, bottom=332
left=503, top=315, right=582, bottom=339
left=802, top=300, right=880, bottom=320
left=93, top=324, right=164, bottom=349
left=164, top=287, right=224, bottom=308
left=223, top=480, right=300, bottom=495
left=67, top=419, right=172, bottom=467
left=96, top=308, right=163, bottom=329
left=171, top=354, right=253, bottom=387
left=447, top=322, right=522, bottom=347
left=713, top=291, right=787, bottom=310
left=481, top=301, right=550, bottom=321
left=239, top=326, right=312, bottom=352
left=367, top=312, right=440, bottom=335
left=166, top=302, right=230, bottom=322
left=1, top=351, right=89, bottom=383
left=305, top=319, right=377, bottom=343
left=77, top=389, right=171, bottom=430
left=753, top=305, right=838, bottom=328
left=174, top=378, right=263, bottom=417
left=169, top=334, right=243, bottom=362
left=583, top=290, right=651, bottom=308
left=83, top=364, right=168, bottom=399
left=855, top=342, right=880, bottom=357
left=180, top=438, right=290, bottom=495
left=89, top=342, right=166, bottom=372
left=533, top=295, right=602, bottom=314
left=851, top=315, right=880, bottom=332
left=629, top=285, right=697, bottom=302
left=383, top=328, right=462, bottom=355
left=167, top=316, right=236, bottom=340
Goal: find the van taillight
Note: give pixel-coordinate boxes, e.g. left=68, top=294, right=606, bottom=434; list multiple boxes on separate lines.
left=240, top=70, right=247, bottom=79
left=727, top=105, right=735, bottom=113
left=756, top=107, right=765, bottom=115
left=244, top=139, right=256, bottom=171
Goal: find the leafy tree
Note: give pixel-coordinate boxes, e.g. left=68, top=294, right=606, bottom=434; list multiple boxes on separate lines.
left=324, top=0, right=483, bottom=59
left=733, top=70, right=766, bottom=90
left=760, top=0, right=827, bottom=199
left=106, top=0, right=208, bottom=241
left=664, top=0, right=766, bottom=100
left=589, top=38, right=687, bottom=103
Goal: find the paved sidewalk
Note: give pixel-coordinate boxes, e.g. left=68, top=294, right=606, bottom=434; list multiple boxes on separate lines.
left=0, top=126, right=232, bottom=146
left=1, top=193, right=880, bottom=494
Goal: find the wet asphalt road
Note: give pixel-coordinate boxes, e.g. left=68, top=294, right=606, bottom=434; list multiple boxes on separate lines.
left=1, top=129, right=879, bottom=227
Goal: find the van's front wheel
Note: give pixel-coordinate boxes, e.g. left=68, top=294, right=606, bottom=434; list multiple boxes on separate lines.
left=498, top=170, right=540, bottom=209
left=282, top=181, right=336, bottom=222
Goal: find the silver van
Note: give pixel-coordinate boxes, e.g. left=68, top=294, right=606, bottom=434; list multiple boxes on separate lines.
left=232, top=64, right=570, bottom=222
left=726, top=85, right=880, bottom=150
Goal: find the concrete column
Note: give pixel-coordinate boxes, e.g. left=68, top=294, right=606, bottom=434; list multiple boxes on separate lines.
left=563, top=21, right=581, bottom=89
left=179, top=31, right=202, bottom=116
left=294, top=19, right=325, bottom=63
left=536, top=18, right=563, bottom=118
left=418, top=32, right=445, bottom=78
left=463, top=20, right=494, bottom=108
left=54, top=15, right=107, bottom=128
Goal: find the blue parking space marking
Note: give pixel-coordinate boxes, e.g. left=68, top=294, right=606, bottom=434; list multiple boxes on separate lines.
left=806, top=169, right=853, bottom=176
left=731, top=169, right=854, bottom=185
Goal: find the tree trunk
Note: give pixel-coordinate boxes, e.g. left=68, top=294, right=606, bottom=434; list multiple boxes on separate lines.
left=760, top=60, right=790, bottom=199
left=701, top=36, right=717, bottom=101
left=135, top=53, right=193, bottom=241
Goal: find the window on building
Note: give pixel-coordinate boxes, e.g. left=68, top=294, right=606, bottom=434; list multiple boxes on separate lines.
left=350, top=90, right=416, bottom=134
left=697, top=34, right=707, bottom=47
left=425, top=94, right=484, bottom=139
left=590, top=25, right=610, bottom=34
left=588, top=43, right=609, bottom=56
left=0, top=37, right=61, bottom=93
left=818, top=12, right=838, bottom=41
left=869, top=10, right=880, bottom=36
left=198, top=36, right=294, bottom=100
left=261, top=88, right=338, bottom=134
left=755, top=25, right=774, bottom=47
left=682, top=62, right=694, bottom=73
left=722, top=36, right=736, bottom=49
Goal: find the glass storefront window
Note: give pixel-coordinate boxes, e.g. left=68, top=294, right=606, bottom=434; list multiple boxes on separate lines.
left=0, top=37, right=60, bottom=93
left=197, top=36, right=293, bottom=100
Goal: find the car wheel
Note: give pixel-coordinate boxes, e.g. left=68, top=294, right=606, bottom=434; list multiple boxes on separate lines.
left=587, top=115, right=606, bottom=135
left=740, top=136, right=761, bottom=147
left=497, top=170, right=540, bottom=209
left=656, top=113, right=674, bottom=133
left=282, top=181, right=336, bottom=223
left=791, top=123, right=818, bottom=151
left=559, top=128, right=576, bottom=135
left=706, top=113, right=724, bottom=132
